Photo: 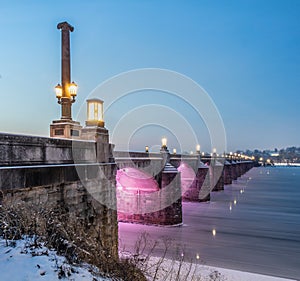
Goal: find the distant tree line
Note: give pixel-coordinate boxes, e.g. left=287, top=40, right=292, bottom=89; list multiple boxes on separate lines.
left=237, top=147, right=300, bottom=163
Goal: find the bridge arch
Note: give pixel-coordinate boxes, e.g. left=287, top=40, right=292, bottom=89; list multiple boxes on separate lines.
left=116, top=164, right=182, bottom=225
left=177, top=161, right=197, bottom=198
left=116, top=167, right=159, bottom=195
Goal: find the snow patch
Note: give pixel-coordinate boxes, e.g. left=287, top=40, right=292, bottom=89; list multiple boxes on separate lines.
left=0, top=238, right=110, bottom=281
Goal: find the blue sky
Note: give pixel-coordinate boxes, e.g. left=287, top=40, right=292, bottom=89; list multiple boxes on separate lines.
left=0, top=0, right=299, bottom=152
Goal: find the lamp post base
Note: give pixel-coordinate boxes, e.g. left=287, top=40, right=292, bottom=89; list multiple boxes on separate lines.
left=81, top=125, right=109, bottom=143
left=50, top=119, right=82, bottom=139
left=81, top=125, right=111, bottom=163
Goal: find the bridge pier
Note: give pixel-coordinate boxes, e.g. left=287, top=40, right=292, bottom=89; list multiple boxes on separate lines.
left=224, top=160, right=232, bottom=185
left=178, top=160, right=211, bottom=202
left=196, top=162, right=211, bottom=201
left=231, top=160, right=238, bottom=180
left=159, top=163, right=182, bottom=225
left=236, top=161, right=242, bottom=178
left=210, top=159, right=225, bottom=192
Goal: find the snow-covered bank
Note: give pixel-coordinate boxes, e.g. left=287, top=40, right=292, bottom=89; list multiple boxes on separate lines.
left=0, top=238, right=109, bottom=281
left=1, top=238, right=297, bottom=281
left=144, top=257, right=297, bottom=281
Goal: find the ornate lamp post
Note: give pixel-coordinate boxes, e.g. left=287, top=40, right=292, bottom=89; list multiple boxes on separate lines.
left=50, top=21, right=82, bottom=139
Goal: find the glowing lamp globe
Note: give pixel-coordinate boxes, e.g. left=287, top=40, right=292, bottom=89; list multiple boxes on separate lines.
left=69, top=81, right=78, bottom=97
left=161, top=137, right=167, bottom=148
left=86, top=98, right=105, bottom=127
left=55, top=83, right=62, bottom=99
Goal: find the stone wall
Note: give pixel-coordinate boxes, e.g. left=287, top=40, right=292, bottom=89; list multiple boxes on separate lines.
left=1, top=163, right=118, bottom=258
left=0, top=132, right=98, bottom=166
left=0, top=132, right=118, bottom=258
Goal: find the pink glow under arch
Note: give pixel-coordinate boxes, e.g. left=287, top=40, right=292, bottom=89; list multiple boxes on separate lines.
left=116, top=167, right=159, bottom=194
left=177, top=162, right=196, bottom=195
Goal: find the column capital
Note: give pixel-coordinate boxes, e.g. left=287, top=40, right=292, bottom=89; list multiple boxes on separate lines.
left=57, top=21, right=74, bottom=32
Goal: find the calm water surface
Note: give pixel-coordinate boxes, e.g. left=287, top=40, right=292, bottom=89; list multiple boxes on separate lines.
left=119, top=167, right=300, bottom=279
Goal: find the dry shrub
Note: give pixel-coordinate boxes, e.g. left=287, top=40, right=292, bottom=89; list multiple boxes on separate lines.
left=0, top=203, right=146, bottom=281
left=0, top=202, right=226, bottom=281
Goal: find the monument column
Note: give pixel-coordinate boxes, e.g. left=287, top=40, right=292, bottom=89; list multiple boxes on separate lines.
left=50, top=21, right=82, bottom=139
left=58, top=21, right=73, bottom=120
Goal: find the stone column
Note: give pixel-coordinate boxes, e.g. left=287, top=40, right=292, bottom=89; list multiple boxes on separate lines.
left=57, top=21, right=74, bottom=120
left=50, top=22, right=82, bottom=139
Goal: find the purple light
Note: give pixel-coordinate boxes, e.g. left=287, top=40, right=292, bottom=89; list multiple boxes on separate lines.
left=177, top=162, right=196, bottom=195
left=116, top=167, right=159, bottom=194
left=116, top=167, right=161, bottom=217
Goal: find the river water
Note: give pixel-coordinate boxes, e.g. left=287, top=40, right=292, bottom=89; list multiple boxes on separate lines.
left=118, top=167, right=300, bottom=280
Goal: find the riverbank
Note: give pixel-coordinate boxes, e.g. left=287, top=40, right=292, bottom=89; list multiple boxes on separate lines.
left=145, top=257, right=296, bottom=281
left=273, top=163, right=300, bottom=167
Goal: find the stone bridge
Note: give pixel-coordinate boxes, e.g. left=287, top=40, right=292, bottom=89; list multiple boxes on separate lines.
left=0, top=21, right=255, bottom=262
left=0, top=132, right=254, bottom=258
left=113, top=150, right=254, bottom=225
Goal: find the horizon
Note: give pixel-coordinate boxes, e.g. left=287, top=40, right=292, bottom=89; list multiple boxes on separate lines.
left=0, top=1, right=299, bottom=151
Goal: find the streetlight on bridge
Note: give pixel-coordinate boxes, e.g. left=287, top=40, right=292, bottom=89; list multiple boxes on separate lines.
left=196, top=144, right=201, bottom=154
left=85, top=98, right=105, bottom=127
left=161, top=137, right=167, bottom=149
